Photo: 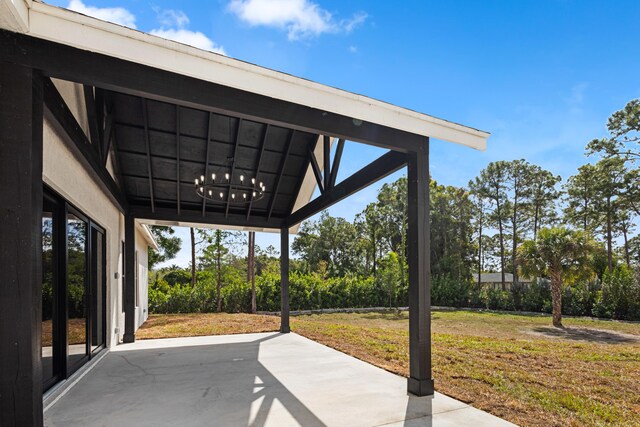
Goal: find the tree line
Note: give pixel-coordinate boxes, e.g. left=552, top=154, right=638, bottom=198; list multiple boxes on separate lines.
left=147, top=99, right=640, bottom=322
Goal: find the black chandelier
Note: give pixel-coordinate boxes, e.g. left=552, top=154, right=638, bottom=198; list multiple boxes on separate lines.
left=195, top=163, right=266, bottom=205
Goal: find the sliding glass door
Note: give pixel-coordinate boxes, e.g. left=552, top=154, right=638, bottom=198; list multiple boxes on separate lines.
left=42, top=188, right=107, bottom=391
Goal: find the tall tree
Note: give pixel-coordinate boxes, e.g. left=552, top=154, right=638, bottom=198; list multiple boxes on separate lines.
left=247, top=231, right=256, bottom=313
left=198, top=229, right=240, bottom=312
left=190, top=227, right=196, bottom=286
left=593, top=158, right=628, bottom=271
left=587, top=99, right=640, bottom=215
left=563, top=163, right=600, bottom=234
left=469, top=188, right=489, bottom=287
left=148, top=226, right=182, bottom=270
left=506, top=159, right=536, bottom=283
left=529, top=166, right=561, bottom=239
left=292, top=211, right=360, bottom=277
left=518, top=227, right=595, bottom=328
left=430, top=181, right=474, bottom=282
left=472, top=161, right=510, bottom=289
left=587, top=99, right=640, bottom=164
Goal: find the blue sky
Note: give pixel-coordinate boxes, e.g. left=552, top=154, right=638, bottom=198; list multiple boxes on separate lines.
left=47, top=0, right=640, bottom=266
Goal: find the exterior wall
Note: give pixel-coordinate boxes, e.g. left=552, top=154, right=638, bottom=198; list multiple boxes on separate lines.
left=42, top=81, right=153, bottom=346
left=43, top=116, right=124, bottom=348
left=135, top=227, right=150, bottom=328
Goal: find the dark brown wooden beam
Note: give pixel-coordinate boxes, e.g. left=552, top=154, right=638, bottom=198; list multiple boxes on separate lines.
left=201, top=112, right=213, bottom=216
left=130, top=205, right=285, bottom=229
left=267, top=130, right=295, bottom=221
left=101, top=92, right=114, bottom=166
left=0, top=63, right=44, bottom=427
left=329, top=138, right=345, bottom=188
left=280, top=227, right=290, bottom=333
left=141, top=98, right=155, bottom=213
left=225, top=118, right=243, bottom=218
left=42, top=77, right=128, bottom=213
left=176, top=106, right=181, bottom=215
left=0, top=30, right=427, bottom=153
left=407, top=140, right=434, bottom=397
left=308, top=142, right=324, bottom=194
left=83, top=84, right=101, bottom=158
left=285, top=150, right=407, bottom=227
left=123, top=214, right=136, bottom=343
left=246, top=123, right=270, bottom=220
left=323, top=135, right=331, bottom=190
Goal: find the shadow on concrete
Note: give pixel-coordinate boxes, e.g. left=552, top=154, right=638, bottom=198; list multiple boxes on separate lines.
left=530, top=326, right=639, bottom=344
left=44, top=333, right=326, bottom=427
left=402, top=395, right=433, bottom=426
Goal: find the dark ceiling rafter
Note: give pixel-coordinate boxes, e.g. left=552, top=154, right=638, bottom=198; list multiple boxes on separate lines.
left=308, top=142, right=324, bottom=194
left=329, top=138, right=345, bottom=188
left=201, top=111, right=213, bottom=216
left=246, top=123, right=270, bottom=220
left=83, top=84, right=101, bottom=159
left=323, top=135, right=331, bottom=190
left=176, top=105, right=181, bottom=215
left=267, top=129, right=295, bottom=221
left=101, top=91, right=114, bottom=166
left=141, top=98, right=155, bottom=213
left=224, top=118, right=243, bottom=218
left=286, top=150, right=407, bottom=227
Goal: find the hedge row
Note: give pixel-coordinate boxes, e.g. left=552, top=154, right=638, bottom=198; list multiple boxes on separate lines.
left=149, top=265, right=640, bottom=321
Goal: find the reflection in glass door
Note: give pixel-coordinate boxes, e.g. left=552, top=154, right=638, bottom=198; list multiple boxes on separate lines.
left=42, top=187, right=107, bottom=392
left=42, top=196, right=60, bottom=389
left=91, top=227, right=106, bottom=353
left=67, top=212, right=88, bottom=371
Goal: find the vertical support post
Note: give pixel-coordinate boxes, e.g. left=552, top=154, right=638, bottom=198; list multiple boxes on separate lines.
left=123, top=214, right=136, bottom=343
left=280, top=227, right=290, bottom=333
left=0, top=63, right=44, bottom=426
left=407, top=140, right=434, bottom=396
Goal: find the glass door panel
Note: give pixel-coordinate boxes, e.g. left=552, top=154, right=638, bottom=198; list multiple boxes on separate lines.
left=67, top=213, right=88, bottom=370
left=42, top=197, right=58, bottom=389
left=91, top=227, right=105, bottom=353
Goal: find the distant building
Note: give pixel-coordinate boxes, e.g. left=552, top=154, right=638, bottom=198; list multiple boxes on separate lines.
left=473, top=273, right=534, bottom=290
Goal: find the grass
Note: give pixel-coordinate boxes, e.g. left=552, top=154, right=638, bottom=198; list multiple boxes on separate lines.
left=137, top=310, right=640, bottom=427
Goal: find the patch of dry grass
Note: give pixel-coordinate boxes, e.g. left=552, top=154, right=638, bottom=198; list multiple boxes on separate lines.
left=136, top=310, right=640, bottom=426
left=292, top=311, right=640, bottom=427
left=137, top=313, right=280, bottom=339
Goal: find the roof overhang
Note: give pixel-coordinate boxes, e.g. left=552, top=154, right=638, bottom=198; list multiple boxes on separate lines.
left=14, top=1, right=488, bottom=151
left=1, top=0, right=489, bottom=235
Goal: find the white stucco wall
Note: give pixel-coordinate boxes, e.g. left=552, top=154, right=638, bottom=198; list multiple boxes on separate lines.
left=43, top=116, right=123, bottom=348
left=43, top=81, right=153, bottom=347
left=135, top=226, right=150, bottom=328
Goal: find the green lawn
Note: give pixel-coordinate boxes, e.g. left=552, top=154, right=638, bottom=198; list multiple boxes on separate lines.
left=138, top=310, right=640, bottom=427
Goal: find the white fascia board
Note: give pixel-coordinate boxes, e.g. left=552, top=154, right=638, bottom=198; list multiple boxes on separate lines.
left=0, top=0, right=30, bottom=32
left=142, top=219, right=281, bottom=235
left=26, top=2, right=489, bottom=151
left=137, top=222, right=159, bottom=250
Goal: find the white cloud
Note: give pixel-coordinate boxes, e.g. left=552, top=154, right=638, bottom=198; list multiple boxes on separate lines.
left=227, top=0, right=367, bottom=40
left=342, top=12, right=367, bottom=33
left=155, top=8, right=190, bottom=29
left=67, top=0, right=136, bottom=28
left=149, top=28, right=227, bottom=55
left=348, top=45, right=358, bottom=53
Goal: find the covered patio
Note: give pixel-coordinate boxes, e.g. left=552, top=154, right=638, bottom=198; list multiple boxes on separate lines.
left=0, top=1, right=490, bottom=425
left=44, top=332, right=513, bottom=426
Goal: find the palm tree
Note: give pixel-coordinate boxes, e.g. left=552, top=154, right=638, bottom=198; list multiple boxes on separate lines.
left=518, top=227, right=595, bottom=328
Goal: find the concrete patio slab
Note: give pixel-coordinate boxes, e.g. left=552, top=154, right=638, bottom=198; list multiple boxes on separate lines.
left=44, top=332, right=515, bottom=427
